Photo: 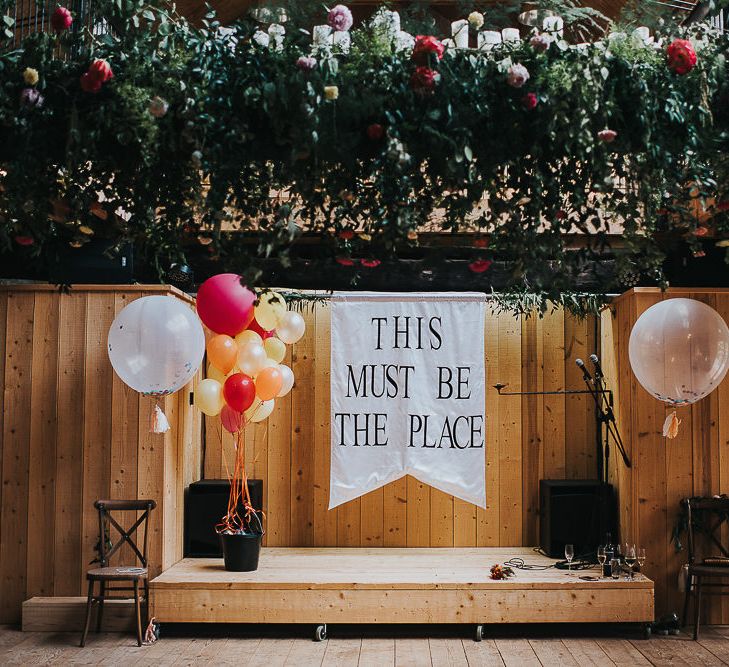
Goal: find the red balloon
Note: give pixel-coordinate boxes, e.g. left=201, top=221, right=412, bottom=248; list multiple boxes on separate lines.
left=247, top=317, right=274, bottom=340
left=223, top=373, right=256, bottom=413
left=196, top=273, right=255, bottom=336
left=220, top=404, right=244, bottom=434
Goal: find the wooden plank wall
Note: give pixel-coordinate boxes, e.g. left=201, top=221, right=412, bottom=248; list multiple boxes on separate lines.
left=601, top=287, right=729, bottom=621
left=0, top=285, right=202, bottom=624
left=204, top=301, right=599, bottom=550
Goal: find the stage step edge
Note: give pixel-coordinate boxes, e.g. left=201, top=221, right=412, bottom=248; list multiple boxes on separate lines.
left=22, top=597, right=136, bottom=632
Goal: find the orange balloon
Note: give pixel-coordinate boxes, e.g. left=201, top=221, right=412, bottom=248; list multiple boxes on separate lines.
left=255, top=366, right=283, bottom=401
left=206, top=334, right=238, bottom=374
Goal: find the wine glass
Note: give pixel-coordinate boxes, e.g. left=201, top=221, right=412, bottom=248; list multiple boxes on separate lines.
left=637, top=547, right=646, bottom=572
left=614, top=542, right=623, bottom=563
left=625, top=544, right=637, bottom=580
left=565, top=544, right=574, bottom=576
left=597, top=545, right=606, bottom=577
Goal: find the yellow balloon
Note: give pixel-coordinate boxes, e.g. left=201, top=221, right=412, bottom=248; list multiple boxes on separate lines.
left=194, top=378, right=225, bottom=416
left=245, top=398, right=275, bottom=423
left=264, top=337, right=286, bottom=364
left=207, top=364, right=227, bottom=384
left=235, top=329, right=263, bottom=348
left=255, top=291, right=287, bottom=330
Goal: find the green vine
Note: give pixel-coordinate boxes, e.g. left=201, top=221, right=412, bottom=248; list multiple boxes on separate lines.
left=1, top=1, right=728, bottom=314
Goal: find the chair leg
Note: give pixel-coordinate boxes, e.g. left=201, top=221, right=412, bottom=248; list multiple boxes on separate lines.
left=96, top=581, right=106, bottom=633
left=693, top=577, right=702, bottom=641
left=80, top=580, right=95, bottom=648
left=143, top=578, right=150, bottom=630
left=134, top=580, right=142, bottom=647
left=683, top=573, right=692, bottom=627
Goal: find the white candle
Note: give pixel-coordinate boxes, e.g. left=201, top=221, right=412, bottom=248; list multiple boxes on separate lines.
left=452, top=19, right=469, bottom=48
left=268, top=23, right=285, bottom=51
left=501, top=28, right=520, bottom=43
left=478, top=30, right=502, bottom=50
left=543, top=15, right=563, bottom=37
left=313, top=24, right=333, bottom=47
left=333, top=30, right=351, bottom=53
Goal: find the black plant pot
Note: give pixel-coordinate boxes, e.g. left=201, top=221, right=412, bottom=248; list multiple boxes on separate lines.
left=219, top=531, right=262, bottom=572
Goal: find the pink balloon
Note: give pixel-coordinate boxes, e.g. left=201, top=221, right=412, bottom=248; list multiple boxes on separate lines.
left=196, top=273, right=255, bottom=336
left=220, top=404, right=244, bottom=434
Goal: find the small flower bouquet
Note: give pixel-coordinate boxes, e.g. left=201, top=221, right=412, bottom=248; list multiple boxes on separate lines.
left=490, top=564, right=515, bottom=580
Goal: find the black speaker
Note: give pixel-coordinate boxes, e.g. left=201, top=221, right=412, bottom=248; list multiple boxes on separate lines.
left=184, top=479, right=263, bottom=557
left=539, top=480, right=616, bottom=559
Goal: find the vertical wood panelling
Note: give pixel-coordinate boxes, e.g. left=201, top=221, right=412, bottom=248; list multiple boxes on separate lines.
left=290, top=307, right=316, bottom=546
left=0, top=293, right=34, bottom=623
left=0, top=285, right=200, bottom=623
left=53, top=292, right=87, bottom=596
left=26, top=294, right=59, bottom=598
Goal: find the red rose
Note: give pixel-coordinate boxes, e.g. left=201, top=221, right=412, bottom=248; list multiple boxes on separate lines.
left=88, top=59, right=114, bottom=83
left=80, top=59, right=113, bottom=93
left=14, top=235, right=34, bottom=246
left=667, top=39, right=697, bottom=75
left=360, top=259, right=381, bottom=268
left=336, top=257, right=355, bottom=266
left=338, top=229, right=355, bottom=240
left=367, top=123, right=385, bottom=141
left=468, top=259, right=492, bottom=273
left=51, top=6, right=73, bottom=32
left=410, top=66, right=440, bottom=95
left=522, top=92, right=538, bottom=110
left=412, top=35, right=445, bottom=66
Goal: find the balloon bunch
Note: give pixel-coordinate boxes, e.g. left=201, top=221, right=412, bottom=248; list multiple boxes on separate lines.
left=192, top=274, right=305, bottom=534
left=193, top=274, right=305, bottom=431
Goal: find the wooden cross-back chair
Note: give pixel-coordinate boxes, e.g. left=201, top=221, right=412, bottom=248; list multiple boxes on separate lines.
left=80, top=499, right=156, bottom=647
left=681, top=497, right=729, bottom=640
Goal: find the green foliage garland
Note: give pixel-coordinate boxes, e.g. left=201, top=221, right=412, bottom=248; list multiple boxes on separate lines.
left=1, top=1, right=728, bottom=313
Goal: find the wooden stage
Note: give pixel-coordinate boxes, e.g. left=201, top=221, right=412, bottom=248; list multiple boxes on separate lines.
left=149, top=548, right=654, bottom=630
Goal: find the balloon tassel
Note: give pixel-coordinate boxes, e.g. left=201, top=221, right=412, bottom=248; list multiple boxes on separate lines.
left=151, top=402, right=171, bottom=434
left=663, top=410, right=681, bottom=439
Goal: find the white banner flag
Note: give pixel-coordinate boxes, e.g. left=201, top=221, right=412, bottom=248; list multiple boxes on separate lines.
left=330, top=292, right=486, bottom=509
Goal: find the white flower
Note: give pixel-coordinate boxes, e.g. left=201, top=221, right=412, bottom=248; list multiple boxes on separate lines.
left=468, top=11, right=484, bottom=29
left=529, top=33, right=552, bottom=52
left=395, top=31, right=415, bottom=53
left=507, top=63, right=530, bottom=88
left=252, top=30, right=270, bottom=48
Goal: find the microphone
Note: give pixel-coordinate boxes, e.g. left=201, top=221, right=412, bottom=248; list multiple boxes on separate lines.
left=575, top=358, right=593, bottom=383
left=590, top=354, right=604, bottom=381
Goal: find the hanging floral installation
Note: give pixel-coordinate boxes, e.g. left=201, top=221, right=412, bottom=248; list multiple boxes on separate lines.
left=1, top=0, right=728, bottom=313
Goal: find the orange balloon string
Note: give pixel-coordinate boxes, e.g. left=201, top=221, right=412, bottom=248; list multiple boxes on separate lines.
left=217, top=425, right=264, bottom=534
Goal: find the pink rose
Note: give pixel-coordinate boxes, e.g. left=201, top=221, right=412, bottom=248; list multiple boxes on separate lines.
left=522, top=92, right=538, bottom=110
left=507, top=63, right=530, bottom=88
left=296, top=56, right=317, bottom=72
left=51, top=6, right=73, bottom=32
left=14, top=235, right=35, bottom=246
left=327, top=5, right=353, bottom=32
left=410, top=66, right=440, bottom=95
left=412, top=35, right=445, bottom=66
left=336, top=257, right=355, bottom=266
left=529, top=33, right=551, bottom=52
left=598, top=128, right=617, bottom=143
left=361, top=259, right=381, bottom=268
left=667, top=39, right=697, bottom=75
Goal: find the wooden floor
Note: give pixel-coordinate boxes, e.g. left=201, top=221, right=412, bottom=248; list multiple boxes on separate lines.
left=3, top=624, right=729, bottom=666
left=150, top=548, right=654, bottom=625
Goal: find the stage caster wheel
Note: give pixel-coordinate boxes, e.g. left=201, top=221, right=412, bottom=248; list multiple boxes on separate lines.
left=642, top=623, right=652, bottom=640
left=474, top=625, right=484, bottom=642
left=314, top=624, right=327, bottom=642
